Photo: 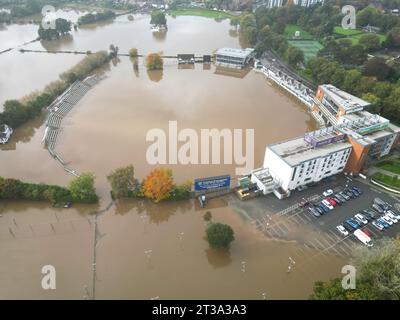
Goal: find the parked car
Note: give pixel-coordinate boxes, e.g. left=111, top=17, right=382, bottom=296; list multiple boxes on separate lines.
left=343, top=221, right=356, bottom=232
left=352, top=186, right=362, bottom=194
left=319, top=204, right=329, bottom=214
left=386, top=210, right=400, bottom=220
left=348, top=189, right=359, bottom=197
left=345, top=219, right=360, bottom=230
left=332, top=196, right=342, bottom=205
left=372, top=203, right=385, bottom=214
left=362, top=209, right=377, bottom=220
left=354, top=213, right=368, bottom=225
left=349, top=218, right=361, bottom=229
left=372, top=220, right=384, bottom=231
left=322, top=199, right=334, bottom=210
left=314, top=206, right=323, bottom=215
left=340, top=192, right=350, bottom=201
left=308, top=207, right=320, bottom=217
left=377, top=218, right=389, bottom=228
left=336, top=225, right=349, bottom=236
left=323, top=189, right=334, bottom=197
left=336, top=194, right=346, bottom=203
left=374, top=198, right=390, bottom=210
left=362, top=228, right=372, bottom=237
left=326, top=197, right=337, bottom=207
left=345, top=190, right=356, bottom=199
left=385, top=213, right=398, bottom=224
left=381, top=215, right=393, bottom=226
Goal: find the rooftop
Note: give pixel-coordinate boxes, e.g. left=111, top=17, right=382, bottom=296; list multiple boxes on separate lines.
left=320, top=84, right=370, bottom=113
left=216, top=47, right=255, bottom=59
left=269, top=135, right=351, bottom=167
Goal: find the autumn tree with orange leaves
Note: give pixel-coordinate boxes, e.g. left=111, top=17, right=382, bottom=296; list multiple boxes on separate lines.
left=146, top=52, right=163, bottom=70
left=142, top=168, right=174, bottom=202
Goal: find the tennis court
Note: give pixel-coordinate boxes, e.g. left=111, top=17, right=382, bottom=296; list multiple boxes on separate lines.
left=288, top=40, right=324, bottom=62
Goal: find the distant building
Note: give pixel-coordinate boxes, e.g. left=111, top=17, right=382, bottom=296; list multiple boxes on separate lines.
left=264, top=127, right=352, bottom=192
left=258, top=84, right=400, bottom=196
left=293, top=0, right=324, bottom=7
left=215, top=48, right=255, bottom=69
left=362, top=25, right=382, bottom=33
left=0, top=124, right=12, bottom=144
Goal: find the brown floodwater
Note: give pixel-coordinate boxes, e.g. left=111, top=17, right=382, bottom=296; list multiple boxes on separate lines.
left=0, top=14, right=347, bottom=299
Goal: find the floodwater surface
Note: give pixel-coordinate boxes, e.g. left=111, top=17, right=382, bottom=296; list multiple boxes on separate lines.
left=0, top=14, right=346, bottom=299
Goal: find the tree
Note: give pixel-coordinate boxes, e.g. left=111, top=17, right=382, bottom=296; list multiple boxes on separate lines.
left=310, top=238, right=400, bottom=300
left=150, top=10, right=166, bottom=26
left=146, top=53, right=163, bottom=70
left=129, top=48, right=138, bottom=58
left=107, top=165, right=139, bottom=199
left=203, top=211, right=212, bottom=222
left=230, top=17, right=240, bottom=29
left=384, top=27, right=400, bottom=48
left=69, top=172, right=98, bottom=203
left=206, top=223, right=235, bottom=249
left=362, top=57, right=392, bottom=81
left=38, top=18, right=71, bottom=41
left=286, top=45, right=304, bottom=67
left=141, top=168, right=174, bottom=203
left=358, top=33, right=381, bottom=52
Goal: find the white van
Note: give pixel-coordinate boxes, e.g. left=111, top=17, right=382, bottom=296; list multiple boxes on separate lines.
left=354, top=229, right=373, bottom=247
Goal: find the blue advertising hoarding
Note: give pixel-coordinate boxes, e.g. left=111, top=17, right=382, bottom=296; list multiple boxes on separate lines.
left=194, top=175, right=231, bottom=191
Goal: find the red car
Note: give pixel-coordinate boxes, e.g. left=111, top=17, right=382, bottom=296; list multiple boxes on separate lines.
left=362, top=228, right=372, bottom=237
left=326, top=197, right=337, bottom=207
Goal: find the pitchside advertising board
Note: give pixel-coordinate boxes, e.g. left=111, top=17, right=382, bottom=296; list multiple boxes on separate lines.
left=194, top=175, right=231, bottom=191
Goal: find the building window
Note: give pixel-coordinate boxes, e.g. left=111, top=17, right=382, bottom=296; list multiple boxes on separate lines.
left=291, top=167, right=297, bottom=181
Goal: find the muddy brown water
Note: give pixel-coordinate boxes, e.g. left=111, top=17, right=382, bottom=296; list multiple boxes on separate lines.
left=0, top=14, right=347, bottom=299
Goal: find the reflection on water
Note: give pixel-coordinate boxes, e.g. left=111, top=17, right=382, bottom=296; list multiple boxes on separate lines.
left=152, top=30, right=167, bottom=42
left=147, top=69, right=163, bottom=82
left=205, top=247, right=232, bottom=269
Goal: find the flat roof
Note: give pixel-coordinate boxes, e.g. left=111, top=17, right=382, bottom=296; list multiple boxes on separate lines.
left=320, top=84, right=370, bottom=112
left=216, top=47, right=254, bottom=59
left=269, top=136, right=352, bottom=167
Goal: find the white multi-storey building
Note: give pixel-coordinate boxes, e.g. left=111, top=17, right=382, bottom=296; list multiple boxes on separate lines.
left=266, top=0, right=283, bottom=8
left=293, top=0, right=324, bottom=7
left=263, top=127, right=352, bottom=192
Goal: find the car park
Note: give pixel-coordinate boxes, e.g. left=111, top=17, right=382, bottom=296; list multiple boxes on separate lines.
left=372, top=203, right=385, bottom=214
left=336, top=225, right=349, bottom=236
left=372, top=221, right=384, bottom=231
left=322, top=199, right=334, bottom=210
left=354, top=213, right=368, bottom=225
left=377, top=218, right=389, bottom=228
left=385, top=214, right=398, bottom=224
left=323, top=189, right=333, bottom=197
left=381, top=215, right=393, bottom=226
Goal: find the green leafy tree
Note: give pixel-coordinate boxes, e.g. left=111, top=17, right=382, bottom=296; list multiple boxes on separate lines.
left=359, top=33, right=381, bottom=52
left=150, top=10, right=166, bottom=26
left=363, top=57, right=392, bottom=81
left=206, top=223, right=235, bottom=249
left=69, top=172, right=98, bottom=203
left=107, top=165, right=139, bottom=199
left=286, top=45, right=304, bottom=67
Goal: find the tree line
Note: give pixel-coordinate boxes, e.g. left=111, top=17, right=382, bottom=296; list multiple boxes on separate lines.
left=0, top=51, right=110, bottom=129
